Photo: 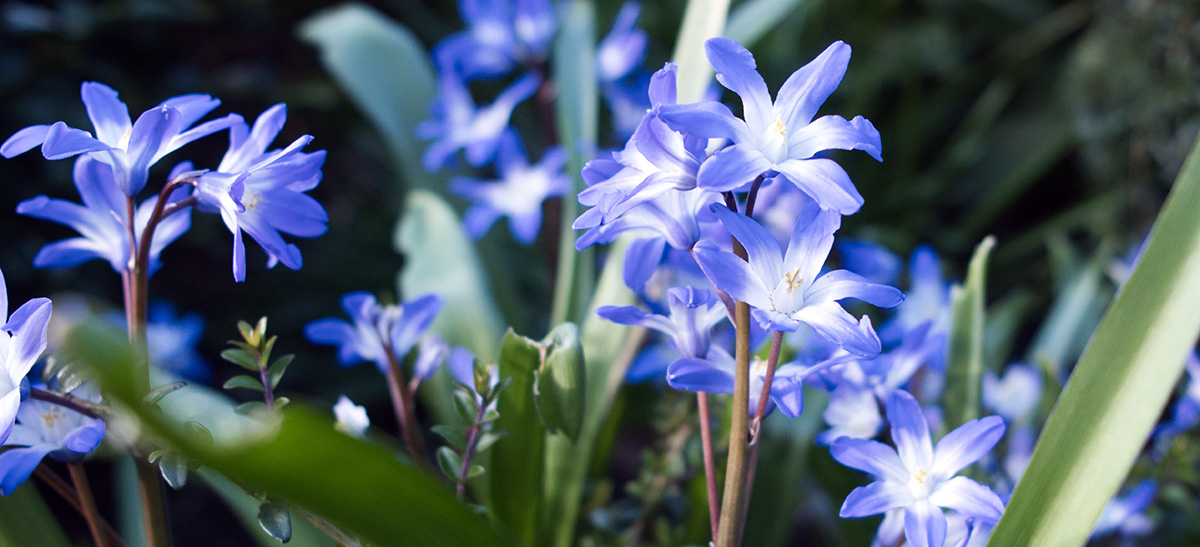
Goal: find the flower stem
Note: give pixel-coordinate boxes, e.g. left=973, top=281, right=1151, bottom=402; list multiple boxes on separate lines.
left=124, top=194, right=171, bottom=547
left=383, top=346, right=429, bottom=467
left=28, top=388, right=106, bottom=418
left=716, top=297, right=752, bottom=547
left=739, top=331, right=784, bottom=535
left=456, top=402, right=487, bottom=500
left=68, top=462, right=113, bottom=547
left=35, top=465, right=126, bottom=547
left=697, top=392, right=720, bottom=541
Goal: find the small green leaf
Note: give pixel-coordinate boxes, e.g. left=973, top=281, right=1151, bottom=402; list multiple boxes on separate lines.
left=944, top=236, right=994, bottom=431
left=431, top=425, right=467, bottom=452
left=480, top=410, right=500, bottom=424
left=144, top=381, right=187, bottom=405
left=269, top=355, right=295, bottom=389
left=274, top=397, right=291, bottom=409
left=463, top=465, right=485, bottom=480
left=185, top=421, right=214, bottom=447
left=224, top=375, right=265, bottom=392
left=148, top=448, right=169, bottom=463
left=436, top=447, right=463, bottom=481
left=237, top=320, right=255, bottom=344
left=222, top=349, right=261, bottom=372
left=475, top=431, right=505, bottom=453
left=236, top=401, right=270, bottom=416
left=257, top=498, right=292, bottom=543
left=261, top=335, right=278, bottom=367
left=158, top=451, right=189, bottom=490
left=451, top=390, right=478, bottom=424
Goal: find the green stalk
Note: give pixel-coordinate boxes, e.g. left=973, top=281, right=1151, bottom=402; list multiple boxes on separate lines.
left=716, top=298, right=752, bottom=547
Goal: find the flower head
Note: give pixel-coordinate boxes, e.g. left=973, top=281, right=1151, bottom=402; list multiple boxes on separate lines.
left=0, top=267, right=53, bottom=445
left=0, top=383, right=104, bottom=495
left=17, top=157, right=191, bottom=275
left=451, top=134, right=568, bottom=244
left=693, top=202, right=901, bottom=355
left=305, top=293, right=443, bottom=375
left=831, top=390, right=1006, bottom=547
left=417, top=72, right=540, bottom=171
left=658, top=39, right=881, bottom=214
left=1, top=82, right=238, bottom=196
left=434, top=0, right=556, bottom=80
left=193, top=104, right=327, bottom=282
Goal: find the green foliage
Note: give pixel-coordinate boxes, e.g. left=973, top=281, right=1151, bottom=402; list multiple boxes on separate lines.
left=944, top=236, right=994, bottom=431
left=64, top=323, right=507, bottom=547
left=257, top=498, right=293, bottom=543
left=534, top=323, right=587, bottom=441
left=487, top=329, right=546, bottom=544
left=989, top=132, right=1200, bottom=546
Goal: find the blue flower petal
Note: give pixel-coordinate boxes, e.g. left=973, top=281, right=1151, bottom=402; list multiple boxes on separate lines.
left=622, top=237, right=666, bottom=293
left=80, top=82, right=131, bottom=145
left=903, top=499, right=947, bottom=547
left=774, top=41, right=851, bottom=128
left=658, top=101, right=752, bottom=143
left=0, top=445, right=55, bottom=495
left=806, top=270, right=904, bottom=308
left=704, top=37, right=772, bottom=133
left=930, top=415, right=1005, bottom=480
left=695, top=144, right=772, bottom=192
left=830, top=437, right=908, bottom=483
left=773, top=157, right=863, bottom=215
left=666, top=356, right=734, bottom=394
left=927, top=476, right=1005, bottom=523
left=692, top=240, right=772, bottom=312
left=787, top=115, right=882, bottom=161
left=887, top=390, right=934, bottom=472
left=839, top=480, right=915, bottom=518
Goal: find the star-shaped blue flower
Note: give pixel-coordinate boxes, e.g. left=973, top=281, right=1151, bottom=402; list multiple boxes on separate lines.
left=450, top=134, right=568, bottom=244
left=1, top=82, right=238, bottom=196
left=0, top=267, right=52, bottom=446
left=658, top=38, right=881, bottom=214
left=831, top=390, right=1006, bottom=547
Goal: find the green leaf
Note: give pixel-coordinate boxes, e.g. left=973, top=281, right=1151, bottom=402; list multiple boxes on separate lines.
left=475, top=431, right=505, bottom=453
left=275, top=397, right=292, bottom=409
left=238, top=320, right=256, bottom=345
left=158, top=451, right=189, bottom=490
left=225, top=375, right=266, bottom=392
left=534, top=323, right=586, bottom=441
left=437, top=447, right=464, bottom=481
left=549, top=0, right=597, bottom=326
left=236, top=401, right=270, bottom=416
left=452, top=390, right=479, bottom=424
left=464, top=465, right=485, bottom=480
left=396, top=190, right=503, bottom=362
left=943, top=236, right=993, bottom=431
left=725, top=0, right=810, bottom=49
left=196, top=469, right=331, bottom=547
left=671, top=0, right=731, bottom=103
left=222, top=348, right=262, bottom=372
left=431, top=425, right=467, bottom=452
left=268, top=354, right=294, bottom=389
left=488, top=329, right=545, bottom=545
left=298, top=3, right=436, bottom=188
left=144, top=381, right=187, bottom=405
left=185, top=421, right=215, bottom=446
left=987, top=133, right=1200, bottom=545
left=257, top=498, right=293, bottom=543
left=0, top=484, right=72, bottom=547
left=64, top=324, right=507, bottom=547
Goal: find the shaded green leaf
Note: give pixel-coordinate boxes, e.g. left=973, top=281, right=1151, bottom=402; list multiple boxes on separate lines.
left=269, top=355, right=295, bottom=390
left=988, top=132, right=1200, bottom=546
left=944, top=236, right=994, bottom=431
left=236, top=401, right=270, bottom=416
left=534, top=323, right=586, bottom=441
left=222, top=349, right=261, bottom=372
left=437, top=447, right=464, bottom=481
left=158, top=451, right=189, bottom=490
left=488, top=329, right=545, bottom=545
left=65, top=324, right=507, bottom=547
left=431, top=425, right=467, bottom=452
left=225, top=375, right=265, bottom=392
left=144, top=381, right=187, bottom=405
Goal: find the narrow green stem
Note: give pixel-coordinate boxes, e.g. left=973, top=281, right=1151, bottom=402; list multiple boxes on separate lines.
left=457, top=402, right=487, bottom=500
left=716, top=297, right=752, bottom=547
left=740, top=331, right=784, bottom=537
left=69, top=462, right=112, bottom=547
left=35, top=465, right=126, bottom=547
left=697, top=392, right=720, bottom=541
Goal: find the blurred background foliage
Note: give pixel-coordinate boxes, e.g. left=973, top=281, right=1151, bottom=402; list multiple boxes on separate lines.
left=0, top=0, right=1196, bottom=544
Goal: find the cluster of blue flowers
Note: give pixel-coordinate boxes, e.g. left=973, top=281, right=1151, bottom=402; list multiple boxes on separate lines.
left=0, top=82, right=328, bottom=495
left=420, top=0, right=650, bottom=245
left=576, top=37, right=1026, bottom=546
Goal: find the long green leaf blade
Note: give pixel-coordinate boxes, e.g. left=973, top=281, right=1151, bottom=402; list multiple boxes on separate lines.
left=988, top=132, right=1200, bottom=546
left=299, top=3, right=436, bottom=188
left=487, top=329, right=546, bottom=545
left=65, top=324, right=506, bottom=547
left=943, top=236, right=993, bottom=431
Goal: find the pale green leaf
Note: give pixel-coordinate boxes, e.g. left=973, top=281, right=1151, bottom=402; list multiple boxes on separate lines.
left=725, top=0, right=810, bottom=49
left=671, top=0, right=731, bottom=103
left=988, top=132, right=1200, bottom=546
left=943, top=236, right=994, bottom=431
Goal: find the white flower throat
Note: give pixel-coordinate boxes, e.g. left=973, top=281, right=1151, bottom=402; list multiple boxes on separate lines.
left=762, top=115, right=790, bottom=163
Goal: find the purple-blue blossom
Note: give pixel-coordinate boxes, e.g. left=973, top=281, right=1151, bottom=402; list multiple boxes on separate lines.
left=433, top=0, right=556, bottom=80
left=658, top=38, right=882, bottom=214
left=0, top=383, right=104, bottom=495
left=596, top=286, right=727, bottom=361
left=305, top=292, right=443, bottom=375
left=692, top=202, right=901, bottom=355
left=0, top=82, right=238, bottom=196
left=981, top=363, right=1042, bottom=424
left=193, top=104, right=328, bottom=282
left=17, top=157, right=191, bottom=275
left=831, top=390, right=1006, bottom=547
left=418, top=72, right=540, bottom=171
left=0, top=267, right=53, bottom=445
left=451, top=134, right=568, bottom=244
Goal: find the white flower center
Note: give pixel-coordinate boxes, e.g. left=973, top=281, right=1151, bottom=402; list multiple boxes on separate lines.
left=761, top=115, right=790, bottom=164
left=909, top=467, right=932, bottom=499
left=241, top=188, right=263, bottom=211
left=41, top=406, right=66, bottom=430
left=118, top=127, right=132, bottom=149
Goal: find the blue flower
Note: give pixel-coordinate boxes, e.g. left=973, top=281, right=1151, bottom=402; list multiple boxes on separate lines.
left=1091, top=479, right=1156, bottom=540
left=333, top=395, right=370, bottom=439
left=658, top=38, right=881, bottom=214
left=433, top=0, right=556, bottom=80
left=193, top=104, right=327, bottom=282
left=0, top=383, right=104, bottom=495
left=597, top=286, right=728, bottom=361
left=692, top=202, right=902, bottom=355
left=418, top=71, right=541, bottom=172
left=0, top=267, right=53, bottom=445
left=596, top=3, right=646, bottom=86
left=451, top=134, right=568, bottom=244
left=831, top=390, right=1006, bottom=547
left=1, top=82, right=238, bottom=196
left=981, top=363, right=1042, bottom=424
left=144, top=302, right=210, bottom=382
left=17, top=157, right=192, bottom=275
left=879, top=245, right=951, bottom=348
left=305, top=292, right=443, bottom=375
left=666, top=346, right=846, bottom=417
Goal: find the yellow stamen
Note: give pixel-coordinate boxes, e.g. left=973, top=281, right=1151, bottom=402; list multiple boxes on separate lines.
left=783, top=267, right=804, bottom=293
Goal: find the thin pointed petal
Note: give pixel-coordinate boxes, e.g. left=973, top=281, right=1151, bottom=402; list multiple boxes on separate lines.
left=81, top=82, right=132, bottom=145
left=903, top=500, right=947, bottom=547
left=788, top=115, right=882, bottom=161
left=695, top=144, right=772, bottom=192
left=830, top=437, right=908, bottom=483
left=887, top=390, right=934, bottom=471
left=774, top=158, right=863, bottom=215
left=658, top=101, right=753, bottom=143
left=774, top=41, right=851, bottom=128
left=704, top=37, right=772, bottom=133
left=692, top=240, right=772, bottom=312
left=928, top=476, right=1005, bottom=523
left=839, top=481, right=915, bottom=518
left=807, top=270, right=904, bottom=308
left=930, top=416, right=1005, bottom=480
